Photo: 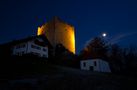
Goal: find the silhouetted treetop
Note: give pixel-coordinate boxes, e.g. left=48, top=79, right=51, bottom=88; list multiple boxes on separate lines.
left=79, top=37, right=108, bottom=60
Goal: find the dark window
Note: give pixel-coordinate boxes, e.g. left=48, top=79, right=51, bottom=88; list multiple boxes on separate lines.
left=30, top=52, right=40, bottom=56
left=43, top=48, right=47, bottom=52
left=17, top=52, right=19, bottom=55
left=31, top=44, right=41, bottom=50
left=31, top=45, right=34, bottom=48
left=22, top=51, right=25, bottom=54
left=83, top=62, right=86, bottom=67
left=43, top=55, right=47, bottom=57
left=22, top=44, right=25, bottom=47
left=16, top=44, right=26, bottom=49
left=94, top=61, right=97, bottom=66
left=90, top=66, right=94, bottom=71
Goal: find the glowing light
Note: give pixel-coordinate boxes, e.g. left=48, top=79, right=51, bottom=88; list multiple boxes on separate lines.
left=37, top=27, right=43, bottom=36
left=70, top=29, right=75, bottom=54
left=102, top=33, right=107, bottom=37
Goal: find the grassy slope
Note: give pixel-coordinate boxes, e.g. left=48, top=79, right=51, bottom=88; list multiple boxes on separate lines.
left=0, top=57, right=137, bottom=90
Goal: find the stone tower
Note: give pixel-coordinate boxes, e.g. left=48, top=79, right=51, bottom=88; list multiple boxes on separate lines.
left=37, top=17, right=75, bottom=54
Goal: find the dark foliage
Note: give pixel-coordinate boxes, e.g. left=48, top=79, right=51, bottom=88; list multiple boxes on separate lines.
left=107, top=44, right=137, bottom=76
left=79, top=37, right=108, bottom=60
left=51, top=44, right=78, bottom=67
left=108, top=44, right=125, bottom=73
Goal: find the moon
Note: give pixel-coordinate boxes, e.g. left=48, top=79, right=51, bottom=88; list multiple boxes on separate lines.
left=102, top=33, right=107, bottom=37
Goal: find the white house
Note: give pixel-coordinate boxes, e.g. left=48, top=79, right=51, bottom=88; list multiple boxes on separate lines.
left=80, top=59, right=111, bottom=72
left=12, top=35, right=52, bottom=58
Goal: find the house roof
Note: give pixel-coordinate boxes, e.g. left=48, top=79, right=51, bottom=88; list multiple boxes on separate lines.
left=81, top=59, right=108, bottom=62
left=0, top=35, right=53, bottom=48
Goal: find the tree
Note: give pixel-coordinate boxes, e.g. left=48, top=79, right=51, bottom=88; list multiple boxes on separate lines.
left=108, top=44, right=137, bottom=75
left=79, top=37, right=108, bottom=60
left=124, top=45, right=137, bottom=75
left=52, top=43, right=77, bottom=67
left=108, top=44, right=124, bottom=73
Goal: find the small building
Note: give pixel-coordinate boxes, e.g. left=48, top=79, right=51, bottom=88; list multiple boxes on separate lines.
left=12, top=35, right=52, bottom=58
left=80, top=59, right=111, bottom=72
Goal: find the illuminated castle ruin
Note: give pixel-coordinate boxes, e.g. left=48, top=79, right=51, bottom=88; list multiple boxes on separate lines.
left=37, top=17, right=75, bottom=54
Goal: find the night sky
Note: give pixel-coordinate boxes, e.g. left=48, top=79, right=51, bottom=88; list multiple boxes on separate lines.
left=0, top=0, right=137, bottom=54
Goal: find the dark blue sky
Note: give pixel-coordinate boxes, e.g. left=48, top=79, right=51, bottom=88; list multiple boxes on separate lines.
left=0, top=0, right=137, bottom=54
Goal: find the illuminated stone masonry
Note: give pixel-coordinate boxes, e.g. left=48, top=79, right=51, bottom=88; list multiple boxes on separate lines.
left=37, top=17, right=75, bottom=54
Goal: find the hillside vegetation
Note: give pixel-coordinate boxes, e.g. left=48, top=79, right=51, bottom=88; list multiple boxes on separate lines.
left=0, top=58, right=137, bottom=90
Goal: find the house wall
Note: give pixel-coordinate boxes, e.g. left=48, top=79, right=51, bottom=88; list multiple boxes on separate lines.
left=98, top=60, right=111, bottom=72
left=12, top=43, right=27, bottom=56
left=12, top=40, right=48, bottom=58
left=27, top=41, right=48, bottom=57
left=80, top=59, right=111, bottom=72
left=80, top=60, right=100, bottom=71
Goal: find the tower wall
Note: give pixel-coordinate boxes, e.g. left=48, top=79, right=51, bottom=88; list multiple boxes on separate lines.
left=37, top=17, right=75, bottom=54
